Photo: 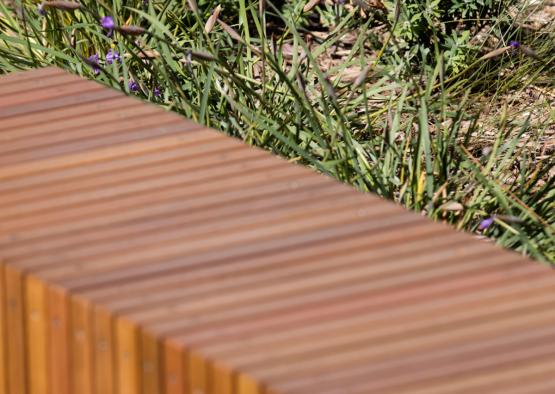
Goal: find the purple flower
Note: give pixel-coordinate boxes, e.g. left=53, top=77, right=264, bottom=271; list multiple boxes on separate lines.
left=87, top=54, right=101, bottom=75
left=100, top=16, right=115, bottom=36
left=153, top=86, right=162, bottom=97
left=106, top=49, right=121, bottom=64
left=128, top=80, right=140, bottom=92
left=101, top=16, right=115, bottom=30
left=478, top=216, right=496, bottom=231
left=509, top=41, right=521, bottom=49
left=144, top=0, right=149, bottom=5
left=38, top=3, right=46, bottom=16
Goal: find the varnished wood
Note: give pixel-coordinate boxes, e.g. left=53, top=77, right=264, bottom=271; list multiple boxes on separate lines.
left=1, top=67, right=554, bottom=394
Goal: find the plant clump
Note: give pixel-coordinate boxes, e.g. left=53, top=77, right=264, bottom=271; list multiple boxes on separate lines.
left=0, top=0, right=553, bottom=262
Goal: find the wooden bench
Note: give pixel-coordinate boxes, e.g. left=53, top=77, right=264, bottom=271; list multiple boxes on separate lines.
left=1, top=67, right=554, bottom=394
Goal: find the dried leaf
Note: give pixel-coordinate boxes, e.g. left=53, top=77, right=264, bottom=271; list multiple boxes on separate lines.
left=217, top=19, right=244, bottom=44
left=480, top=46, right=511, bottom=60
left=43, top=1, right=81, bottom=11
left=353, top=0, right=385, bottom=11
left=281, top=43, right=306, bottom=59
left=367, top=0, right=386, bottom=10
left=216, top=19, right=262, bottom=56
left=187, top=0, right=198, bottom=13
left=303, top=0, right=320, bottom=13
left=352, top=64, right=372, bottom=89
left=138, top=49, right=160, bottom=59
left=439, top=201, right=464, bottom=212
left=116, top=25, right=146, bottom=36
left=205, top=5, right=222, bottom=34
left=178, top=50, right=218, bottom=62
left=190, top=50, right=217, bottom=62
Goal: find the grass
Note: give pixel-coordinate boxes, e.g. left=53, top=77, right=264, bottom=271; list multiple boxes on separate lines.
left=1, top=0, right=554, bottom=262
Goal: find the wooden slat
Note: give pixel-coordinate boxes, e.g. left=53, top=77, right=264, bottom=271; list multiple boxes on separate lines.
left=3, top=265, right=26, bottom=394
left=0, top=67, right=65, bottom=87
left=70, top=296, right=94, bottom=394
left=93, top=306, right=115, bottom=394
left=0, top=264, right=8, bottom=394
left=48, top=286, right=70, bottom=394
left=1, top=67, right=554, bottom=394
left=24, top=275, right=49, bottom=394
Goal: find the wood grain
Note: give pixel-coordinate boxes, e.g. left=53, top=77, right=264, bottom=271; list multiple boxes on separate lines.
left=1, top=67, right=554, bottom=394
